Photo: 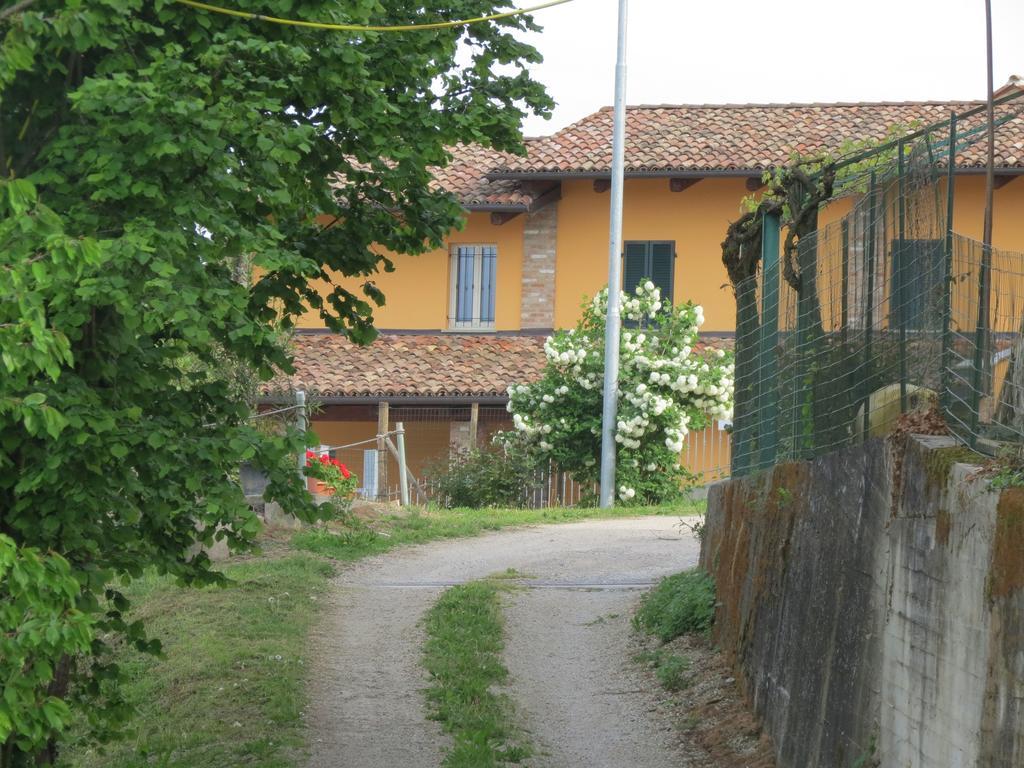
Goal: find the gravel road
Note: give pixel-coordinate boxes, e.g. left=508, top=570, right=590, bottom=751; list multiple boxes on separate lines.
left=305, top=516, right=704, bottom=768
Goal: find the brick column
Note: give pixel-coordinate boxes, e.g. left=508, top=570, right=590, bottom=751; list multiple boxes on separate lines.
left=520, top=204, right=558, bottom=330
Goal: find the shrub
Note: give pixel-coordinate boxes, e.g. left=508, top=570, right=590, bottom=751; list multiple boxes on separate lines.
left=507, top=283, right=734, bottom=505
left=633, top=569, right=716, bottom=642
left=428, top=433, right=541, bottom=509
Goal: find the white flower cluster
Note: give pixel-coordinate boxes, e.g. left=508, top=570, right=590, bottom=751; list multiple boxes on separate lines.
left=507, top=281, right=736, bottom=499
left=663, top=414, right=690, bottom=453
left=544, top=336, right=587, bottom=366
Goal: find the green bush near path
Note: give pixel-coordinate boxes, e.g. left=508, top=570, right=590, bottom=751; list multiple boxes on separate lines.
left=633, top=568, right=716, bottom=643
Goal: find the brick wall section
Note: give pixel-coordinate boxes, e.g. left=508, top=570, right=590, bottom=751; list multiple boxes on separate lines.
left=520, top=204, right=558, bottom=330
left=701, top=436, right=1024, bottom=768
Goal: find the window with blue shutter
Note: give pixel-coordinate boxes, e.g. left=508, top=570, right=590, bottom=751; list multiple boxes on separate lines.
left=623, top=241, right=675, bottom=304
left=450, top=245, right=498, bottom=329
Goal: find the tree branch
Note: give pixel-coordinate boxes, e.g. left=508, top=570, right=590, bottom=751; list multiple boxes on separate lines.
left=0, top=0, right=38, bottom=22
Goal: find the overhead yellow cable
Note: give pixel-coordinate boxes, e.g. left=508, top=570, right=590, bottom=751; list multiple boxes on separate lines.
left=173, top=0, right=574, bottom=32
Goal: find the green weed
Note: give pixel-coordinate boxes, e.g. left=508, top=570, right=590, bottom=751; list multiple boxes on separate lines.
left=633, top=647, right=692, bottom=692
left=655, top=653, right=692, bottom=691
left=633, top=568, right=716, bottom=642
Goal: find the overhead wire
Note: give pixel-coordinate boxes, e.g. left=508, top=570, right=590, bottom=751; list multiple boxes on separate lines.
left=173, top=0, right=574, bottom=32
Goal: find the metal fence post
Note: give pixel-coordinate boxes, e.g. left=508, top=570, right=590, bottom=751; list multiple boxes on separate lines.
left=969, top=244, right=991, bottom=447
left=863, top=173, right=878, bottom=438
left=941, top=112, right=958, bottom=417
left=759, top=211, right=781, bottom=469
left=897, top=138, right=908, bottom=413
left=376, top=400, right=389, bottom=501
left=841, top=218, right=850, bottom=341
left=732, top=265, right=759, bottom=477
left=395, top=422, right=410, bottom=506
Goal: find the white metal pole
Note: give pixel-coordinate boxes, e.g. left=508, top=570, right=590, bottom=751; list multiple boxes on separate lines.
left=395, top=422, right=410, bottom=506
left=599, top=0, right=629, bottom=508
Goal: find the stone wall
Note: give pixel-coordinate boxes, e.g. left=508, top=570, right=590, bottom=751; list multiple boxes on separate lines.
left=701, top=435, right=1024, bottom=768
left=520, top=204, right=558, bottom=330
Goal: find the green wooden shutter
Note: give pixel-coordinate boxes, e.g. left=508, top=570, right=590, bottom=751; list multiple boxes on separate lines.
left=623, top=242, right=648, bottom=296
left=649, top=242, right=674, bottom=304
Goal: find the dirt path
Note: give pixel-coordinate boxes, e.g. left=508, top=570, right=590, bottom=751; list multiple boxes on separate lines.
left=305, top=516, right=704, bottom=768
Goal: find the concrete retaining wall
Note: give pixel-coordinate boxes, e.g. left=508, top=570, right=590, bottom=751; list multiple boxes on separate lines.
left=701, top=435, right=1024, bottom=768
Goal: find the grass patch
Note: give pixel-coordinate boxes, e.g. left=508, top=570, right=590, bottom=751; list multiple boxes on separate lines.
left=634, top=648, right=692, bottom=691
left=422, top=579, right=529, bottom=767
left=292, top=502, right=702, bottom=561
left=633, top=568, right=715, bottom=642
left=59, top=551, right=334, bottom=768
left=655, top=653, right=692, bottom=691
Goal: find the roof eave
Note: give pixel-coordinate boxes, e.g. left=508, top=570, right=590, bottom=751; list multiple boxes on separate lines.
left=484, top=166, right=1024, bottom=182
left=462, top=202, right=530, bottom=212
left=258, top=393, right=510, bottom=406
left=484, top=169, right=763, bottom=181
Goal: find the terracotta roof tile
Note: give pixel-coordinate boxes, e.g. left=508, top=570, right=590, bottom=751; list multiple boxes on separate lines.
left=482, top=100, right=1024, bottom=177
left=261, top=332, right=736, bottom=400
left=262, top=332, right=548, bottom=399
left=429, top=143, right=535, bottom=208
left=421, top=98, right=1024, bottom=206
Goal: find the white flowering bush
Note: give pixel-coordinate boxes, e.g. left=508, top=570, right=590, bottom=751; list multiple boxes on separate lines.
left=508, top=282, right=734, bottom=505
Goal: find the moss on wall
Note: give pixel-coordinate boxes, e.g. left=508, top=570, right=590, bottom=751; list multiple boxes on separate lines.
left=990, top=487, right=1024, bottom=599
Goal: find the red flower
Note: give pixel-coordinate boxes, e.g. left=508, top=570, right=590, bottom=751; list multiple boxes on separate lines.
left=339, top=464, right=351, bottom=479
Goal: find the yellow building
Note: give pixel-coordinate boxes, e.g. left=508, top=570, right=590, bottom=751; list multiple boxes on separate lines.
left=263, top=96, right=1024, bottom=501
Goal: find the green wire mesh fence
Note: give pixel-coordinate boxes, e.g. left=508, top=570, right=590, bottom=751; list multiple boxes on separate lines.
left=730, top=94, right=1024, bottom=476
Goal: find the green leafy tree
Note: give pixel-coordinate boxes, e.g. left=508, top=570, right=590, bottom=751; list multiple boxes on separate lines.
left=1, top=0, right=551, bottom=761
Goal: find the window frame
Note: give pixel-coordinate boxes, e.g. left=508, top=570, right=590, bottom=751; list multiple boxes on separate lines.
left=448, top=244, right=498, bottom=331
left=889, top=238, right=944, bottom=332
left=622, top=240, right=676, bottom=304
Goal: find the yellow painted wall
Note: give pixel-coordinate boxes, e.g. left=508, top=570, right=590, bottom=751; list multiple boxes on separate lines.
left=295, top=176, right=1024, bottom=335
left=950, top=175, right=1024, bottom=247
left=950, top=176, right=1024, bottom=405
left=297, top=212, right=524, bottom=330
left=554, top=178, right=749, bottom=332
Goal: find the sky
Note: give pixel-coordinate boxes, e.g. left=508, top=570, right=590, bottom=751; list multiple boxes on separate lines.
left=514, top=0, right=1024, bottom=137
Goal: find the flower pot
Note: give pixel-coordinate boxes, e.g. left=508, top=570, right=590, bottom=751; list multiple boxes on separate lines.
left=309, top=478, right=335, bottom=496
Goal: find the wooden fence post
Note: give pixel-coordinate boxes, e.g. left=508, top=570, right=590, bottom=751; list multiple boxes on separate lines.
left=469, top=402, right=480, bottom=448
left=376, top=400, right=389, bottom=501
left=295, top=390, right=307, bottom=490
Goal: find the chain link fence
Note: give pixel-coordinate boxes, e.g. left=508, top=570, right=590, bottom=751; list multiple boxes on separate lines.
left=731, top=93, right=1024, bottom=476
